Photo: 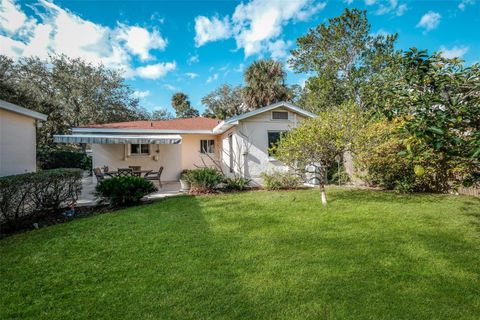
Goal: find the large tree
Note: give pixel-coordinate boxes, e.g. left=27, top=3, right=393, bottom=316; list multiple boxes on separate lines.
left=201, top=84, right=244, bottom=119
left=0, top=54, right=145, bottom=148
left=171, top=92, right=199, bottom=118
left=290, top=8, right=398, bottom=111
left=243, top=59, right=289, bottom=109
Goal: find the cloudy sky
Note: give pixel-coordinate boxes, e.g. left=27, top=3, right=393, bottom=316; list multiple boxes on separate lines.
left=0, top=0, right=478, bottom=114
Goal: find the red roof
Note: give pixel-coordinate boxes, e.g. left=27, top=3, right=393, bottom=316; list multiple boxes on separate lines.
left=82, top=117, right=220, bottom=131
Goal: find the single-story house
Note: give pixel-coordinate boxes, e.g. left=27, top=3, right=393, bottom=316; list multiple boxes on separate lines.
left=0, top=99, right=47, bottom=177
left=54, top=102, right=315, bottom=184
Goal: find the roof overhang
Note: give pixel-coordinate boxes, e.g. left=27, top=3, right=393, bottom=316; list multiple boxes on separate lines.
left=212, top=101, right=316, bottom=134
left=72, top=127, right=214, bottom=135
left=0, top=99, right=47, bottom=121
left=54, top=134, right=182, bottom=144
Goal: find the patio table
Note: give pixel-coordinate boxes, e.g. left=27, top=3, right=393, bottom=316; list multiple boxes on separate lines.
left=105, top=170, right=153, bottom=178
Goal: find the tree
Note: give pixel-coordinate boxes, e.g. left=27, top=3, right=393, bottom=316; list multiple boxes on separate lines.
left=274, top=102, right=363, bottom=205
left=201, top=84, right=244, bottom=119
left=171, top=92, right=199, bottom=118
left=150, top=108, right=174, bottom=120
left=289, top=8, right=398, bottom=111
left=243, top=59, right=289, bottom=109
left=0, top=54, right=145, bottom=148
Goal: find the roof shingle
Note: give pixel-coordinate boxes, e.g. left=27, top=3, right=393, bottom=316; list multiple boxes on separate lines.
left=82, top=117, right=220, bottom=131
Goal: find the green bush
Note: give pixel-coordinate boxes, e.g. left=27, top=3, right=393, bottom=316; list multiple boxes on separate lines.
left=38, top=149, right=92, bottom=170
left=188, top=168, right=224, bottom=193
left=223, top=176, right=252, bottom=191
left=0, top=169, right=83, bottom=228
left=95, top=176, right=157, bottom=207
left=261, top=171, right=302, bottom=190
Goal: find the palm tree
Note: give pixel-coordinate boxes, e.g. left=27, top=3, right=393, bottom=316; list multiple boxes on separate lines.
left=243, top=59, right=288, bottom=110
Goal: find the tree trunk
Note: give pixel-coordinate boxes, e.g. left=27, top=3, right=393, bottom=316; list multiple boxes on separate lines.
left=320, top=182, right=327, bottom=206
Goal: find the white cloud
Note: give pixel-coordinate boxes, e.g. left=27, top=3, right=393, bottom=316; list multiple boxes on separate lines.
left=417, top=11, right=441, bottom=32
left=375, top=0, right=408, bottom=16
left=163, top=84, right=178, bottom=91
left=365, top=0, right=377, bottom=5
left=234, top=63, right=245, bottom=72
left=206, top=73, right=218, bottom=83
left=439, top=45, right=469, bottom=59
left=0, top=0, right=28, bottom=34
left=194, top=15, right=231, bottom=47
left=136, top=61, right=176, bottom=79
left=185, top=72, right=199, bottom=79
left=458, top=0, right=475, bottom=11
left=267, top=39, right=292, bottom=60
left=188, top=54, right=199, bottom=64
left=117, top=24, right=167, bottom=61
left=132, top=90, right=150, bottom=98
left=0, top=0, right=171, bottom=78
left=193, top=0, right=325, bottom=57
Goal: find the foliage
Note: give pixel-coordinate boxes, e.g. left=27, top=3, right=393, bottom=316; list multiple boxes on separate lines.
left=260, top=171, right=302, bottom=190
left=0, top=169, right=82, bottom=229
left=202, top=84, right=245, bottom=119
left=187, top=168, right=224, bottom=193
left=2, top=189, right=480, bottom=318
left=95, top=176, right=157, bottom=207
left=179, top=169, right=192, bottom=181
left=0, top=54, right=147, bottom=148
left=171, top=92, right=199, bottom=118
left=149, top=108, right=174, bottom=120
left=37, top=148, right=92, bottom=170
left=222, top=176, right=252, bottom=191
left=274, top=101, right=363, bottom=203
left=243, top=59, right=289, bottom=109
left=289, top=8, right=398, bottom=112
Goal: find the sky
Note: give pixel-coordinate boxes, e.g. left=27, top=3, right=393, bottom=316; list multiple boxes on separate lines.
left=0, top=0, right=479, bottom=115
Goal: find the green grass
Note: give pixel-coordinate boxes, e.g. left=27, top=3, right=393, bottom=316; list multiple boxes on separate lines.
left=1, top=188, right=480, bottom=320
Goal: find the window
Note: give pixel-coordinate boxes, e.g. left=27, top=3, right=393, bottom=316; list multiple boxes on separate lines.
left=267, top=131, right=284, bottom=156
left=200, top=140, right=215, bottom=154
left=130, top=144, right=149, bottom=155
left=272, top=111, right=288, bottom=120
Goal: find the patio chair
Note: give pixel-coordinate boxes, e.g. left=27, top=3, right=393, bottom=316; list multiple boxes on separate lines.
left=93, top=167, right=105, bottom=183
left=102, top=165, right=109, bottom=173
left=145, top=166, right=164, bottom=188
left=128, top=166, right=141, bottom=171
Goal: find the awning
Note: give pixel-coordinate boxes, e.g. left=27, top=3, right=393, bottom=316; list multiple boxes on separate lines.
left=53, top=134, right=182, bottom=144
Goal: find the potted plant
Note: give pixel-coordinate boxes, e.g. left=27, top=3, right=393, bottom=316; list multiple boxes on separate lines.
left=179, top=169, right=192, bottom=192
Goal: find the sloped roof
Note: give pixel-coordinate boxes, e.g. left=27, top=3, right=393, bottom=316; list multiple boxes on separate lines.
left=81, top=117, right=220, bottom=131
left=0, top=99, right=47, bottom=121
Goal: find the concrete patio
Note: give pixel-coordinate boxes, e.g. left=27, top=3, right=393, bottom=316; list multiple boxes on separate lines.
left=78, top=175, right=184, bottom=206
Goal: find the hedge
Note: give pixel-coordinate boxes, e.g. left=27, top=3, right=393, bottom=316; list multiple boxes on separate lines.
left=37, top=149, right=92, bottom=170
left=0, top=169, right=83, bottom=229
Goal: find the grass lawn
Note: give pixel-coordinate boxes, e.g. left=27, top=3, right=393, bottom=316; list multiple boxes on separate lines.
left=1, top=188, right=480, bottom=319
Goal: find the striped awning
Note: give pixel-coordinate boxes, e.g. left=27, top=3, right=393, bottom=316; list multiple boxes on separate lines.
left=53, top=134, right=182, bottom=144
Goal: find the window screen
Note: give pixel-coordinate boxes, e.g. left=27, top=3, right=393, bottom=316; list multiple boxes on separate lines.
left=131, top=144, right=149, bottom=155
left=200, top=140, right=215, bottom=154
left=267, top=131, right=284, bottom=156
left=272, top=111, right=288, bottom=120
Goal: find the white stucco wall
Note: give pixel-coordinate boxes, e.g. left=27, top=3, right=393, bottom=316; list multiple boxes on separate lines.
left=92, top=134, right=219, bottom=181
left=0, top=109, right=37, bottom=176
left=219, top=108, right=308, bottom=185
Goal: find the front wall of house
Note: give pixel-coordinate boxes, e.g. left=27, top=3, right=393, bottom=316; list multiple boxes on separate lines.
left=227, top=108, right=308, bottom=184
left=92, top=134, right=219, bottom=181
left=0, top=109, right=37, bottom=177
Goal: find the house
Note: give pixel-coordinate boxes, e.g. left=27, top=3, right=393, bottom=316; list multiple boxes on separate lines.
left=0, top=99, right=48, bottom=177
left=54, top=102, right=315, bottom=184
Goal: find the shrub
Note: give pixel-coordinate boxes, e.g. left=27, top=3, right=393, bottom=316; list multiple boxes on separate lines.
left=0, top=169, right=83, bottom=229
left=38, top=149, right=92, bottom=170
left=95, top=176, right=157, bottom=207
left=188, top=168, right=224, bottom=193
left=223, top=176, right=252, bottom=191
left=261, top=171, right=302, bottom=190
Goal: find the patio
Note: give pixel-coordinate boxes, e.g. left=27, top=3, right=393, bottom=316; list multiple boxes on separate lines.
left=77, top=175, right=183, bottom=206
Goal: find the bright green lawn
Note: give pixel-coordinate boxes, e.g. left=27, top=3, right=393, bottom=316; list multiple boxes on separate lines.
left=1, top=188, right=480, bottom=319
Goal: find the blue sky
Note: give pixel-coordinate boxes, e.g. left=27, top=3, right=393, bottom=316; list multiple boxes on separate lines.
left=0, top=0, right=479, bottom=115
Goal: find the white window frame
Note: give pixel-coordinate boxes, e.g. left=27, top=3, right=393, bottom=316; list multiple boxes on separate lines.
left=130, top=144, right=150, bottom=156
left=271, top=111, right=289, bottom=121
left=200, top=139, right=215, bottom=154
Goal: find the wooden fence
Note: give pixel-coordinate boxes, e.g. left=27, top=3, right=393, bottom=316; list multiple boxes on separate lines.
left=457, top=186, right=480, bottom=197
